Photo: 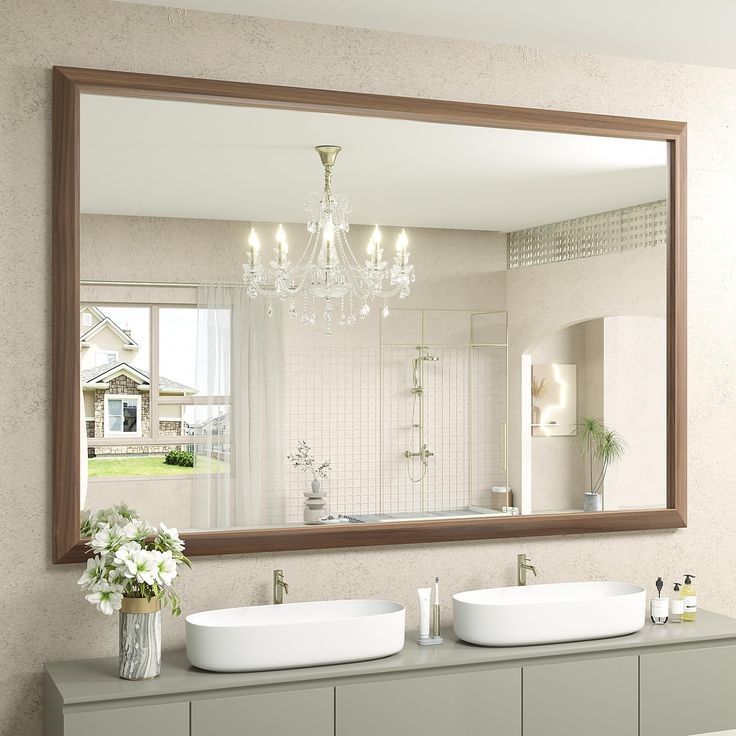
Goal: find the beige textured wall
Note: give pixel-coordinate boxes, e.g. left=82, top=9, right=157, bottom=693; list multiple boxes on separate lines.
left=506, top=246, right=666, bottom=502
left=1, top=2, right=733, bottom=733
left=603, top=315, right=667, bottom=510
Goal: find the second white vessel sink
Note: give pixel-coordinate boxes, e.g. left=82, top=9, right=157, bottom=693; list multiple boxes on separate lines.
left=186, top=599, right=405, bottom=672
left=453, top=581, right=645, bottom=647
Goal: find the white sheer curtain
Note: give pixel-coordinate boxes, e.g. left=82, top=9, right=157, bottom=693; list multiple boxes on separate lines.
left=192, top=285, right=284, bottom=529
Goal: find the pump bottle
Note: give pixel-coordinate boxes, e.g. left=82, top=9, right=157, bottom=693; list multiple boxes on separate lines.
left=682, top=574, right=697, bottom=622
left=670, top=582, right=683, bottom=623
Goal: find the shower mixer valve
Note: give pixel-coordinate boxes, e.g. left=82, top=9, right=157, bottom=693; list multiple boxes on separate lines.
left=404, top=444, right=434, bottom=462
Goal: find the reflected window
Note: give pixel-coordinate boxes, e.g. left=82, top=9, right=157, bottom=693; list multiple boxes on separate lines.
left=82, top=303, right=230, bottom=480
left=105, top=396, right=140, bottom=436
left=95, top=349, right=118, bottom=366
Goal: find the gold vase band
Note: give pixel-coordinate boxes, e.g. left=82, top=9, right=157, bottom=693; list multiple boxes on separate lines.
left=121, top=597, right=161, bottom=614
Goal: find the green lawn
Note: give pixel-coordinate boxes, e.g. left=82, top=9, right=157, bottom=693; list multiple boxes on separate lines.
left=88, top=454, right=229, bottom=478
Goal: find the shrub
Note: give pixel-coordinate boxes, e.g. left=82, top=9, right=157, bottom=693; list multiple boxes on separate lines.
left=164, top=450, right=194, bottom=467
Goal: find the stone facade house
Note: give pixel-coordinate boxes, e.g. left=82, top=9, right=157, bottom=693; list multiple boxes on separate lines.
left=81, top=307, right=195, bottom=455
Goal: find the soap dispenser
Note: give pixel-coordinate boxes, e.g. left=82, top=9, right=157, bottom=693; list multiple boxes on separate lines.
left=670, top=583, right=684, bottom=623
left=682, top=574, right=697, bottom=622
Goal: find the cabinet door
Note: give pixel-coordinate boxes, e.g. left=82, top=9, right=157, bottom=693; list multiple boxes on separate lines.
left=191, top=686, right=333, bottom=736
left=523, top=655, right=638, bottom=736
left=336, top=668, right=521, bottom=736
left=65, top=702, right=188, bottom=735
left=640, top=645, right=736, bottom=736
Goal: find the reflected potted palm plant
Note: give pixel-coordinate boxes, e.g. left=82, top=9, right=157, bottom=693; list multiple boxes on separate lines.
left=576, top=417, right=625, bottom=512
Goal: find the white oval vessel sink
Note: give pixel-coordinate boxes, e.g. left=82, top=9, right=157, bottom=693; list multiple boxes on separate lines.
left=186, top=599, right=405, bottom=672
left=453, top=581, right=645, bottom=647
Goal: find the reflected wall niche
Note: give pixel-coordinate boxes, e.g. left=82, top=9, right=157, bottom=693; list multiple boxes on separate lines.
left=52, top=66, right=687, bottom=561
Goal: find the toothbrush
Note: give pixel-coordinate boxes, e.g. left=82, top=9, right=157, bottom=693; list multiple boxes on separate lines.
left=431, top=577, right=442, bottom=640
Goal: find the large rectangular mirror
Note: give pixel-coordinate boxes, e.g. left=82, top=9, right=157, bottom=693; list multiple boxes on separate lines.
left=53, top=67, right=686, bottom=562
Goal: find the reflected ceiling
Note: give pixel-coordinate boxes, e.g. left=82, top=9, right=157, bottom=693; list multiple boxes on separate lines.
left=81, top=94, right=667, bottom=231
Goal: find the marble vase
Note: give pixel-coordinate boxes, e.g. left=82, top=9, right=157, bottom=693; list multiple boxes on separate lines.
left=119, top=597, right=162, bottom=680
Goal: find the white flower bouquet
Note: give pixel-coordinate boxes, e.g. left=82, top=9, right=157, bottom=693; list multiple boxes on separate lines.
left=78, top=503, right=191, bottom=616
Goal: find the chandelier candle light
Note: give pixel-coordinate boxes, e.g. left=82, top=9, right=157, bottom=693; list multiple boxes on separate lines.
left=242, top=145, right=415, bottom=334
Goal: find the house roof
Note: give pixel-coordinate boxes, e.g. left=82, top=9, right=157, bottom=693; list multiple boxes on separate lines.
left=80, top=315, right=139, bottom=348
left=81, top=360, right=195, bottom=394
left=81, top=306, right=106, bottom=324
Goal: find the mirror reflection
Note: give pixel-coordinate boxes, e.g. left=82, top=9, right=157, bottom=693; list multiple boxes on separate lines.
left=79, top=94, right=668, bottom=532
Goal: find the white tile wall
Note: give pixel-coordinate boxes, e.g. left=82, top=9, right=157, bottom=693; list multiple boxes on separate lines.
left=281, top=346, right=381, bottom=522
left=420, top=345, right=471, bottom=511
left=471, top=347, right=509, bottom=507
left=278, top=311, right=507, bottom=521
left=381, top=345, right=422, bottom=514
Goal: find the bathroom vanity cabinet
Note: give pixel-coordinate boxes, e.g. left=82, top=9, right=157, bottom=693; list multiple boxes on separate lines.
left=44, top=610, right=736, bottom=736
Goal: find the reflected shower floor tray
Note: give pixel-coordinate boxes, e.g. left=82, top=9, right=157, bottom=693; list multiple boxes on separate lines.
left=340, top=506, right=505, bottom=523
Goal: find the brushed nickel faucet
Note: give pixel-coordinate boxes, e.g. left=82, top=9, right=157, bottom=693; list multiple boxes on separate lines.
left=273, top=569, right=289, bottom=604
left=517, top=554, right=538, bottom=586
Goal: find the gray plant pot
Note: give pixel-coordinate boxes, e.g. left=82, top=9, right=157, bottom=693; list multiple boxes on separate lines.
left=583, top=492, right=603, bottom=512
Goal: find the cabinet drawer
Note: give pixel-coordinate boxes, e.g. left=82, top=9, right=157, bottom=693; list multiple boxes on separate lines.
left=523, top=655, right=638, bottom=736
left=191, top=686, right=333, bottom=736
left=640, top=645, right=736, bottom=736
left=65, top=702, right=188, bottom=735
left=336, top=667, right=521, bottom=736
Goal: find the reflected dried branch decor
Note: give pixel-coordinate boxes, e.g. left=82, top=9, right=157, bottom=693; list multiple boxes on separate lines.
left=287, top=440, right=331, bottom=480
left=531, top=377, right=547, bottom=399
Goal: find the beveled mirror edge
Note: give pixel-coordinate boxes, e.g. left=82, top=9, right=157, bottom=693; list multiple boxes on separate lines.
left=51, top=65, right=687, bottom=564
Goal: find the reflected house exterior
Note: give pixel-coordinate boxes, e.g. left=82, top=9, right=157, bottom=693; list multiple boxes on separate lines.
left=192, top=409, right=230, bottom=462
left=80, top=307, right=196, bottom=455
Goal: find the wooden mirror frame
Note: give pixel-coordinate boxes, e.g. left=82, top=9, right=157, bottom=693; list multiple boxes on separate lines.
left=52, top=66, right=687, bottom=563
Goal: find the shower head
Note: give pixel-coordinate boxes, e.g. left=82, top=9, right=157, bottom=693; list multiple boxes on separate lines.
left=415, top=346, right=440, bottom=362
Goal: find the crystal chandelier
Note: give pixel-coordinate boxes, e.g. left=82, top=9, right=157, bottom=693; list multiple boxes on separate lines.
left=242, top=145, right=415, bottom=334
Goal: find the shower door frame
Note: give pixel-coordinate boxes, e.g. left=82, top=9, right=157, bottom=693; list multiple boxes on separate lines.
left=52, top=65, right=686, bottom=561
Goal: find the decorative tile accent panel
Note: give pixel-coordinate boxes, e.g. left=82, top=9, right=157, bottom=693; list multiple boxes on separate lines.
left=508, top=200, right=667, bottom=269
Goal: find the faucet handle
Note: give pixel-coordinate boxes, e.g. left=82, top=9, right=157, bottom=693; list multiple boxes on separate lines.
left=274, top=569, right=288, bottom=586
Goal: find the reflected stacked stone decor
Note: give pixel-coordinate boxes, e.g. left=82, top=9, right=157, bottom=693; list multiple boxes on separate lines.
left=287, top=440, right=332, bottom=524
left=304, top=478, right=327, bottom=524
